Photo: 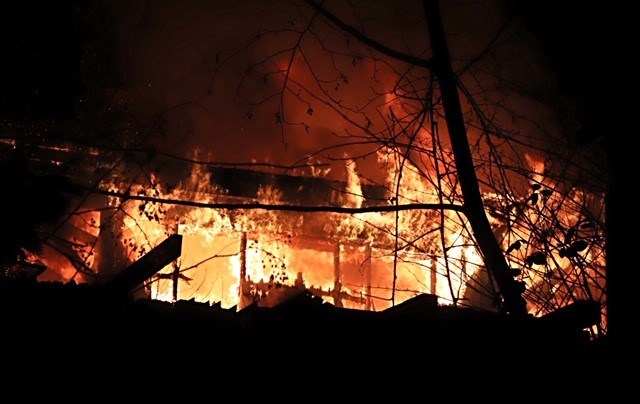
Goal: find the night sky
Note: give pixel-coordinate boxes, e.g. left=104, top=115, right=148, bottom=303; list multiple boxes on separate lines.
left=1, top=1, right=624, bottom=147
left=3, top=0, right=598, bottom=172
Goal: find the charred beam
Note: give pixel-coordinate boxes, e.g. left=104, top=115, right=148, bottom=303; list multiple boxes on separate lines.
left=364, top=245, right=372, bottom=311
left=87, top=187, right=465, bottom=215
left=539, top=300, right=601, bottom=331
left=333, top=242, right=342, bottom=308
left=430, top=258, right=437, bottom=296
left=104, top=234, right=182, bottom=294
left=238, top=232, right=253, bottom=309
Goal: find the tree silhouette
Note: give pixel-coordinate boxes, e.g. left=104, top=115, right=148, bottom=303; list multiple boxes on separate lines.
left=206, top=0, right=605, bottom=322
left=0, top=153, right=79, bottom=265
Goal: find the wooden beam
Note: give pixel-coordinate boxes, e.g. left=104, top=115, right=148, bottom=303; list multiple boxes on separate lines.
left=365, top=245, right=372, bottom=311
left=104, top=234, right=182, bottom=294
left=238, top=232, right=253, bottom=309
left=333, top=242, right=343, bottom=308
left=430, top=257, right=437, bottom=296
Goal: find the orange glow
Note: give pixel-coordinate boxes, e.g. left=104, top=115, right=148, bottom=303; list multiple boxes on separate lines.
left=32, top=133, right=603, bottom=337
left=91, top=147, right=604, bottom=327
left=23, top=131, right=604, bottom=343
left=89, top=150, right=482, bottom=311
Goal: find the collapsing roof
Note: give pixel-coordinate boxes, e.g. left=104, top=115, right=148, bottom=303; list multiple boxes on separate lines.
left=207, top=166, right=389, bottom=206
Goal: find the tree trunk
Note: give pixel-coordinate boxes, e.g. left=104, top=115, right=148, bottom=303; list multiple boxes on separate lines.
left=423, top=0, right=527, bottom=315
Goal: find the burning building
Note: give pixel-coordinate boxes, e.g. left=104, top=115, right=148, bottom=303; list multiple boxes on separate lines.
left=3, top=134, right=604, bottom=336
left=91, top=158, right=479, bottom=312
left=0, top=126, right=607, bottom=338
left=0, top=0, right=608, bottom=354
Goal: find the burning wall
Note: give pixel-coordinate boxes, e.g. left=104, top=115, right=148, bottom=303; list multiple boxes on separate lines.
left=93, top=161, right=461, bottom=311
left=81, top=153, right=495, bottom=313
left=75, top=144, right=603, bottom=330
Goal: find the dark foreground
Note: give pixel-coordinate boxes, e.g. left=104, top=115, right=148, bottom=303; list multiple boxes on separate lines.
left=0, top=278, right=605, bottom=373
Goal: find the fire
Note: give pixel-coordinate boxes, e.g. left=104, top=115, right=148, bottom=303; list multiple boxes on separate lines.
left=0, top=0, right=605, bottom=343
left=90, top=147, right=487, bottom=311
left=503, top=154, right=606, bottom=321
left=33, top=132, right=603, bottom=330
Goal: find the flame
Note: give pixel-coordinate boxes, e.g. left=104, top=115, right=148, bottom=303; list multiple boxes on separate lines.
left=524, top=153, right=545, bottom=184
left=344, top=159, right=364, bottom=209
left=42, top=134, right=603, bottom=332
left=101, top=150, right=508, bottom=311
left=503, top=155, right=606, bottom=320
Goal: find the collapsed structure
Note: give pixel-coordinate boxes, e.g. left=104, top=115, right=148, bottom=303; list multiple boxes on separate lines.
left=0, top=234, right=602, bottom=367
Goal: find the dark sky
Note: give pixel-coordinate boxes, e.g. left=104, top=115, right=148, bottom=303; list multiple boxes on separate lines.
left=3, top=0, right=604, bottom=169
left=0, top=1, right=622, bottom=205
left=1, top=1, right=82, bottom=120
left=1, top=0, right=624, bottom=140
left=506, top=1, right=633, bottom=343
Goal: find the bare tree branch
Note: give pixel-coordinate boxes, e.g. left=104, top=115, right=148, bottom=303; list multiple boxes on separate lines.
left=304, top=0, right=433, bottom=69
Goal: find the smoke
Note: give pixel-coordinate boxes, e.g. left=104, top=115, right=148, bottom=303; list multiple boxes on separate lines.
left=94, top=0, right=597, bottom=195
left=96, top=1, right=420, bottom=185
